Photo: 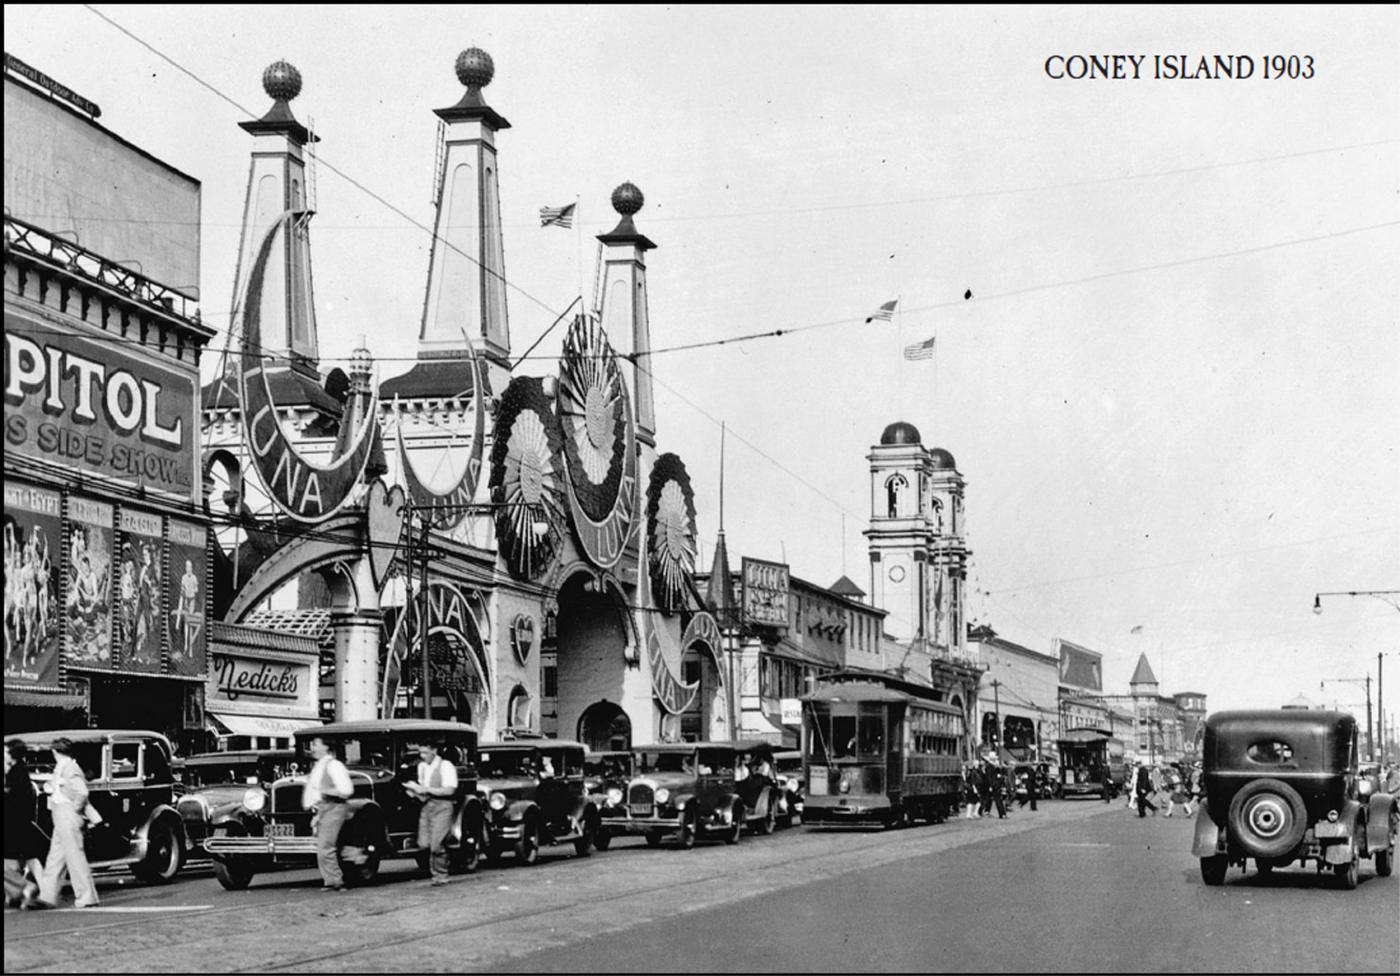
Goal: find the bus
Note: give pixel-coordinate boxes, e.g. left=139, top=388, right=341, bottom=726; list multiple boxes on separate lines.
left=1056, top=728, right=1126, bottom=799
left=801, top=671, right=968, bottom=827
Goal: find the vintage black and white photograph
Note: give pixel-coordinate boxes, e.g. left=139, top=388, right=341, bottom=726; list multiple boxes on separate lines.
left=3, top=4, right=1397, bottom=973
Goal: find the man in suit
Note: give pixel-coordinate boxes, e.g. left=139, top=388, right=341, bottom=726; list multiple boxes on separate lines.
left=1134, top=760, right=1158, bottom=818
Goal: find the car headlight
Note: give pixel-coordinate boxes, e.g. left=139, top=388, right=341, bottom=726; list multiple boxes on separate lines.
left=654, top=787, right=671, bottom=805
left=606, top=787, right=623, bottom=806
left=489, top=791, right=507, bottom=811
left=242, top=787, right=266, bottom=813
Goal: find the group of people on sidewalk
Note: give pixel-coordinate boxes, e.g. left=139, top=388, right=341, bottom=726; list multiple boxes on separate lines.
left=960, top=757, right=1040, bottom=820
left=5, top=737, right=100, bottom=910
left=1128, top=758, right=1203, bottom=819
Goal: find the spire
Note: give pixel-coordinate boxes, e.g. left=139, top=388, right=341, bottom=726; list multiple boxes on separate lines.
left=417, top=47, right=512, bottom=390
left=595, top=182, right=657, bottom=444
left=1130, top=653, right=1159, bottom=688
left=706, top=529, right=736, bottom=627
left=230, top=61, right=321, bottom=383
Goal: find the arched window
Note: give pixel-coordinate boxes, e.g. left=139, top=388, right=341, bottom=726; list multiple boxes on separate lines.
left=507, top=685, right=532, bottom=729
left=884, top=473, right=908, bottom=518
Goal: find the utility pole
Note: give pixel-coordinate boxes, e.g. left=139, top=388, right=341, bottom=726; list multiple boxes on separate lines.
left=990, top=679, right=1002, bottom=750
left=419, top=515, right=432, bottom=720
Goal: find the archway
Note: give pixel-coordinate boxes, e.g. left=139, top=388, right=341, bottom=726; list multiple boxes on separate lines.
left=578, top=700, right=631, bottom=751
left=680, top=643, right=726, bottom=742
left=396, top=630, right=481, bottom=725
left=553, top=571, right=630, bottom=744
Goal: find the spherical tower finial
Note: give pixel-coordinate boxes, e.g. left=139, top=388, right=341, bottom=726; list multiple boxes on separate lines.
left=455, top=48, right=495, bottom=89
left=262, top=60, right=302, bottom=102
left=611, top=182, right=644, bottom=216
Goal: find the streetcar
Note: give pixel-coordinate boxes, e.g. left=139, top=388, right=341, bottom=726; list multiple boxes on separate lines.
left=801, top=671, right=968, bottom=827
left=1056, top=728, right=1126, bottom=799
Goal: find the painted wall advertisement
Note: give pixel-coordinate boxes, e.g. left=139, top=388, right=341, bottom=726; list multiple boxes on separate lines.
left=65, top=495, right=114, bottom=669
left=4, top=312, right=197, bottom=502
left=166, top=519, right=206, bottom=678
left=3, top=481, right=62, bottom=687
left=117, top=507, right=163, bottom=673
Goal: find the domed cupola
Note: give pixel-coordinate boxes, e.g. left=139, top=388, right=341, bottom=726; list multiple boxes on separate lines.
left=880, top=421, right=922, bottom=446
left=927, top=447, right=957, bottom=470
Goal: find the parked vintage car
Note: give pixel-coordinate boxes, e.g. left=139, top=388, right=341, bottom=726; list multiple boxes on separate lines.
left=598, top=741, right=783, bottom=848
left=21, top=730, right=186, bottom=885
left=773, top=749, right=805, bottom=826
left=1192, top=710, right=1398, bottom=888
left=583, top=750, right=633, bottom=850
left=477, top=740, right=601, bottom=865
left=175, top=750, right=300, bottom=860
left=202, top=720, right=485, bottom=890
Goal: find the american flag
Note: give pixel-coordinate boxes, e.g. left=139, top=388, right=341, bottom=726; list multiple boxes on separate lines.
left=865, top=299, right=898, bottom=323
left=903, top=335, right=936, bottom=360
left=539, top=202, right=576, bottom=229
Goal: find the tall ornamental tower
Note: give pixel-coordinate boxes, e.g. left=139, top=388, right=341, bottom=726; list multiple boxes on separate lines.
left=230, top=61, right=321, bottom=381
left=595, top=182, right=657, bottom=446
left=416, top=47, right=512, bottom=395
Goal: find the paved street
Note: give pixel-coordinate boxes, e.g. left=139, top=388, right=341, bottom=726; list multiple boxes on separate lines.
left=5, top=799, right=1396, bottom=973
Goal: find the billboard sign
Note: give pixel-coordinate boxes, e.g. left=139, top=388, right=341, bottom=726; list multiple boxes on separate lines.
left=3, top=481, right=62, bottom=687
left=741, top=557, right=790, bottom=630
left=4, top=314, right=197, bottom=501
left=1057, top=638, right=1103, bottom=693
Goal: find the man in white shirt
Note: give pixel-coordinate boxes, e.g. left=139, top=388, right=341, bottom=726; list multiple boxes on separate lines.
left=405, top=740, right=458, bottom=886
left=302, top=736, right=354, bottom=891
left=33, top=737, right=99, bottom=909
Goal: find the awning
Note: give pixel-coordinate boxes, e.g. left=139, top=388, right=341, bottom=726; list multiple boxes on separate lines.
left=210, top=713, right=322, bottom=738
left=4, top=688, right=88, bottom=710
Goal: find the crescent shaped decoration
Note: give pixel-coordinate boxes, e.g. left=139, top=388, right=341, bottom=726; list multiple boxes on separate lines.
left=488, top=376, right=566, bottom=580
left=239, top=211, right=378, bottom=522
left=645, top=620, right=700, bottom=716
left=394, top=341, right=487, bottom=530
left=556, top=312, right=638, bottom=570
left=645, top=453, right=698, bottom=614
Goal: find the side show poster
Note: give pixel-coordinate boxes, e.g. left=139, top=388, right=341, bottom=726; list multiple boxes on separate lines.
left=166, top=519, right=206, bottom=677
left=65, top=496, right=114, bottom=670
left=4, top=482, right=62, bottom=687
left=118, top=508, right=164, bottom=673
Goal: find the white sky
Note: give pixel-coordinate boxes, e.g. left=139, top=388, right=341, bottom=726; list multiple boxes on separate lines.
left=7, top=5, right=1397, bottom=719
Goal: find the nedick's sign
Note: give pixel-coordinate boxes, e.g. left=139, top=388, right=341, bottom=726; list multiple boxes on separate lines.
left=4, top=314, right=195, bottom=499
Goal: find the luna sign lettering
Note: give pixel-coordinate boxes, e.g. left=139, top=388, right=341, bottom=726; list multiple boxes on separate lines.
left=239, top=212, right=377, bottom=522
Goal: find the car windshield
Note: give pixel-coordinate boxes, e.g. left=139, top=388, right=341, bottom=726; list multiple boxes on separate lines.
left=635, top=751, right=693, bottom=775
left=478, top=750, right=537, bottom=778
left=585, top=755, right=632, bottom=779
left=697, top=749, right=735, bottom=776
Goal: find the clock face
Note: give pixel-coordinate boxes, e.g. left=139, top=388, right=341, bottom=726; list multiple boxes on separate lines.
left=646, top=453, right=698, bottom=613
left=488, top=376, right=566, bottom=580
left=888, top=564, right=906, bottom=583
left=556, top=313, right=638, bottom=569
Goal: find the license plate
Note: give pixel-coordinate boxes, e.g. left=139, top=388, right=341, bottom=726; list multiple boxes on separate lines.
left=267, top=823, right=296, bottom=837
left=1313, top=821, right=1345, bottom=838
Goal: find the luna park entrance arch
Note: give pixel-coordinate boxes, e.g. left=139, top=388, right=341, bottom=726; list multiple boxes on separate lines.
left=578, top=700, right=631, bottom=751
left=381, top=580, right=491, bottom=726
left=550, top=568, right=634, bottom=749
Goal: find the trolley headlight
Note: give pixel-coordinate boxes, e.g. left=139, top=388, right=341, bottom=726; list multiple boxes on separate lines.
left=489, top=791, right=507, bottom=811
left=606, top=787, right=623, bottom=807
left=242, top=787, right=266, bottom=813
left=654, top=787, right=671, bottom=805
left=838, top=773, right=851, bottom=794
left=1327, top=809, right=1339, bottom=823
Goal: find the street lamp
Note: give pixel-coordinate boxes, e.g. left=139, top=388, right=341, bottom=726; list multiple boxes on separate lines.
left=1313, top=590, right=1400, bottom=615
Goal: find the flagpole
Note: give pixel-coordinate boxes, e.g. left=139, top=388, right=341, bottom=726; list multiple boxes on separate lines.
left=574, top=195, right=583, bottom=306
left=896, top=294, right=905, bottom=420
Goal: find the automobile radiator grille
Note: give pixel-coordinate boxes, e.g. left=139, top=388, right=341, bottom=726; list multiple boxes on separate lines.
left=628, top=783, right=654, bottom=814
left=272, top=783, right=303, bottom=813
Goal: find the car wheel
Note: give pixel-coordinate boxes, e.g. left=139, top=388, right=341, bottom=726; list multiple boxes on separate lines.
left=725, top=804, right=744, bottom=845
left=339, top=844, right=380, bottom=886
left=1226, top=778, right=1307, bottom=860
left=644, top=830, right=664, bottom=848
left=132, top=819, right=184, bottom=885
left=1375, top=807, right=1398, bottom=878
left=514, top=822, right=539, bottom=866
left=594, top=828, right=613, bottom=852
left=213, top=858, right=255, bottom=891
left=574, top=813, right=596, bottom=858
left=1334, top=844, right=1359, bottom=890
left=759, top=797, right=777, bottom=836
left=678, top=810, right=697, bottom=850
left=1199, top=855, right=1228, bottom=886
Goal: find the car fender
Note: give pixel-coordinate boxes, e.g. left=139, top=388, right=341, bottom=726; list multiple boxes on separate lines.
left=568, top=797, right=598, bottom=825
left=673, top=793, right=694, bottom=814
left=504, top=799, right=539, bottom=825
left=1322, top=800, right=1365, bottom=864
left=1191, top=800, right=1223, bottom=858
left=344, top=800, right=390, bottom=850
left=1365, top=793, right=1396, bottom=854
left=135, top=805, right=188, bottom=856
